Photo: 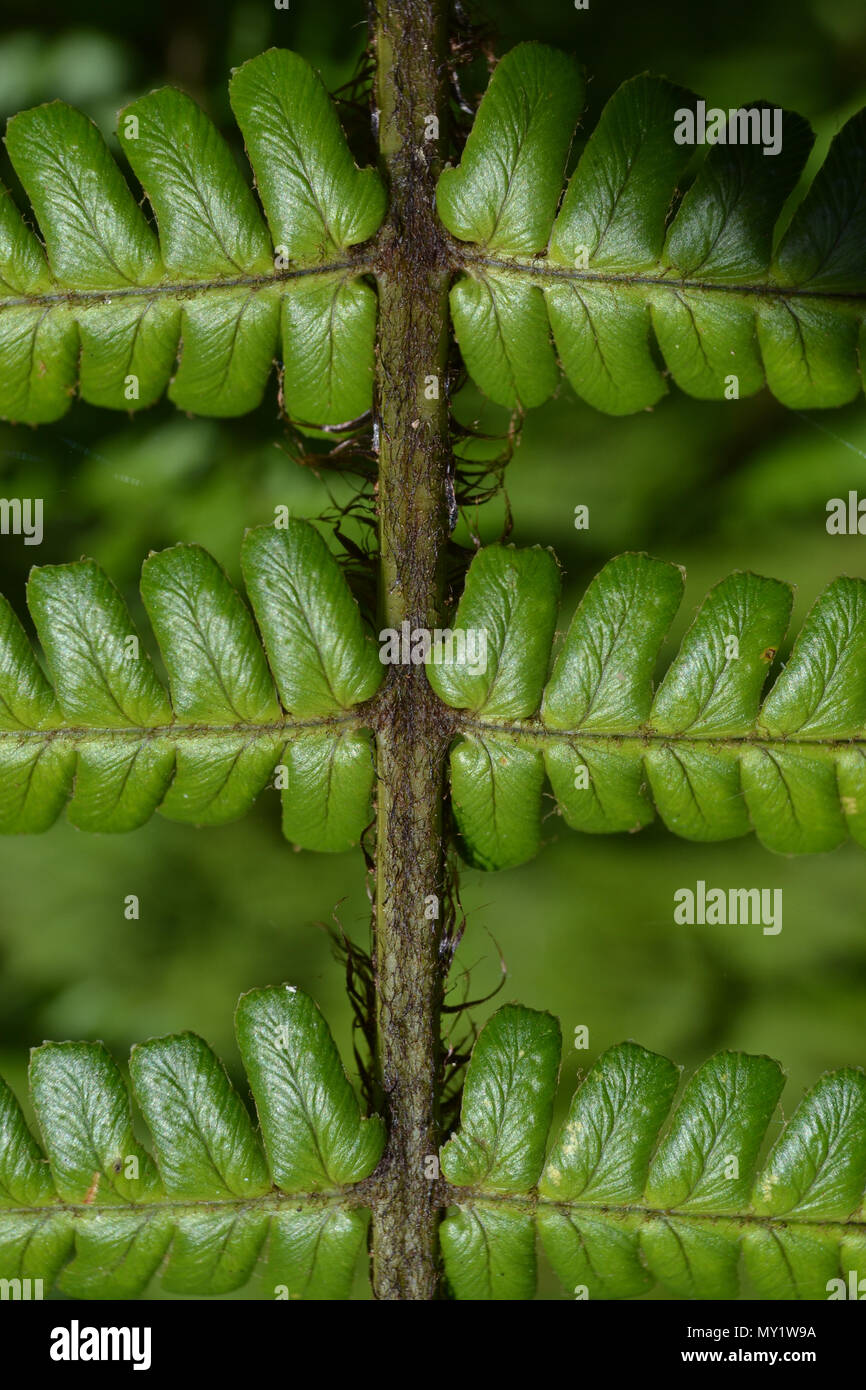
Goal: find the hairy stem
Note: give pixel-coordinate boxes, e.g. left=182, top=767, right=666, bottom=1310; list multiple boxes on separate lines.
left=370, top=0, right=452, bottom=1301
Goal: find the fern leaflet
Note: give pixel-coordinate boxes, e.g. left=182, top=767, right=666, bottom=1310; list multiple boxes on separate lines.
left=429, top=546, right=866, bottom=866
left=438, top=44, right=866, bottom=413
left=0, top=518, right=380, bottom=849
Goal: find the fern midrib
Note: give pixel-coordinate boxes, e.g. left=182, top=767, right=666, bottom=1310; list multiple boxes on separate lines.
left=0, top=1189, right=363, bottom=1219
left=456, top=716, right=866, bottom=751
left=0, top=711, right=366, bottom=742
left=10, top=247, right=860, bottom=314
left=457, top=248, right=866, bottom=305
left=0, top=260, right=365, bottom=312
left=6, top=700, right=861, bottom=751
left=12, top=1187, right=858, bottom=1234
left=449, top=1189, right=866, bottom=1233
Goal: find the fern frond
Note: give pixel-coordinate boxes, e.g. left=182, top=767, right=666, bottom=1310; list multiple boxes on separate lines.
left=437, top=44, right=866, bottom=413
left=440, top=1006, right=866, bottom=1300
left=0, top=49, right=384, bottom=424
left=429, top=546, right=866, bottom=867
left=0, top=518, right=380, bottom=850
left=0, top=985, right=382, bottom=1298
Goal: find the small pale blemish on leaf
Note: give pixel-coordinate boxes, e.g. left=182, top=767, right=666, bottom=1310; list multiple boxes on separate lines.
left=757, top=1175, right=778, bottom=1202
left=82, top=1171, right=101, bottom=1204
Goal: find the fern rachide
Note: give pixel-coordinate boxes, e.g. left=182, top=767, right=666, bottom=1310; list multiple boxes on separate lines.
left=1, top=42, right=865, bottom=427
left=3, top=15, right=866, bottom=1304
left=1, top=994, right=864, bottom=1301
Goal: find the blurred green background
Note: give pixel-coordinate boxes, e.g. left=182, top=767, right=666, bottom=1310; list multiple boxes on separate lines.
left=0, top=0, right=865, bottom=1298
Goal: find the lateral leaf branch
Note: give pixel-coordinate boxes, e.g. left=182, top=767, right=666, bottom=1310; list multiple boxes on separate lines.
left=2, top=994, right=863, bottom=1301
left=8, top=537, right=866, bottom=865
left=2, top=43, right=865, bottom=422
